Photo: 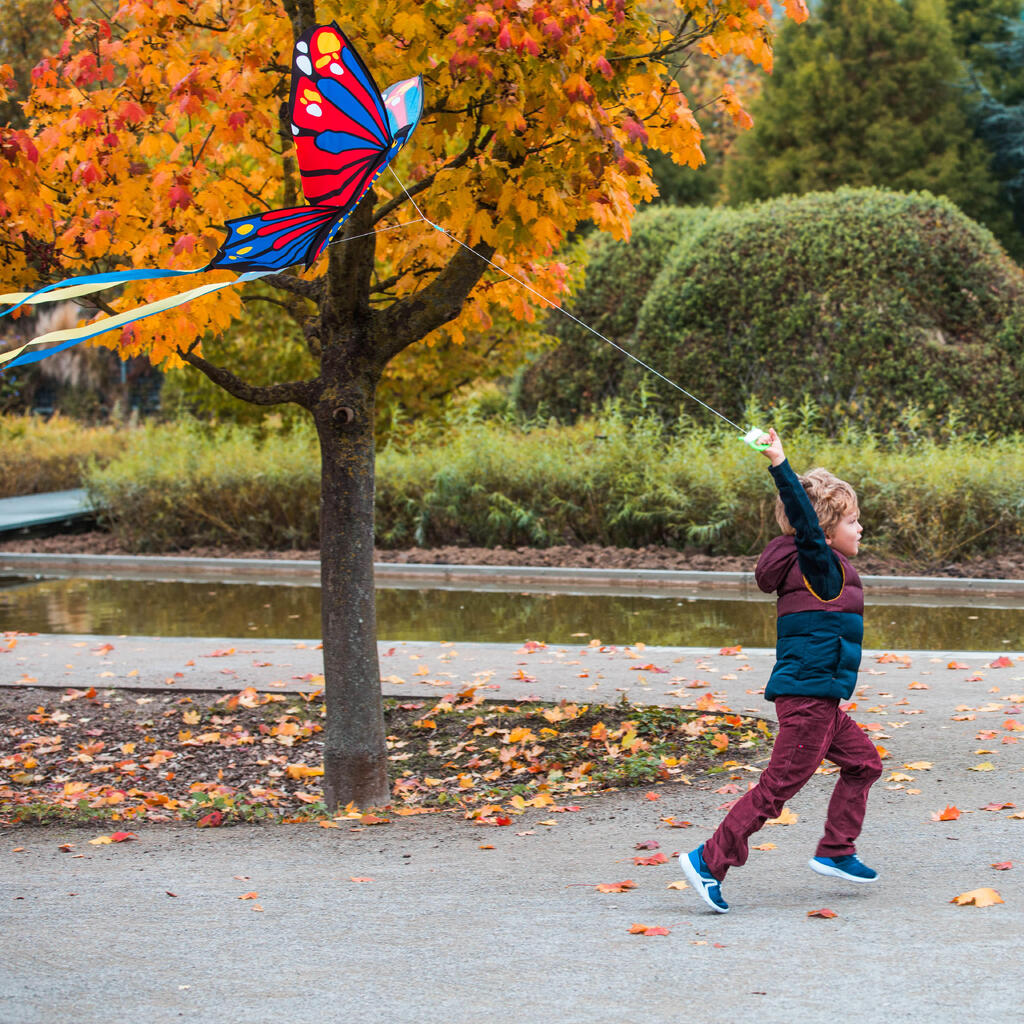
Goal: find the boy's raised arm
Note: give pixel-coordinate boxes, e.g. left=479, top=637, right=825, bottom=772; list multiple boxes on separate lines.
left=759, top=429, right=843, bottom=601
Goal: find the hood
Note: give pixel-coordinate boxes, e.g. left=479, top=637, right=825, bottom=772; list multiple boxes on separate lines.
left=755, top=535, right=799, bottom=594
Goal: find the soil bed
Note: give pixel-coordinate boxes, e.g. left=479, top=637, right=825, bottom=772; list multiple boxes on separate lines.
left=0, top=683, right=769, bottom=828
left=6, top=531, right=1024, bottom=579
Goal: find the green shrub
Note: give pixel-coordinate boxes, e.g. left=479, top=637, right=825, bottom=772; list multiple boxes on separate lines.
left=80, top=411, right=1024, bottom=563
left=86, top=420, right=320, bottom=551
left=518, top=189, right=1024, bottom=434
left=0, top=414, right=130, bottom=497
left=513, top=205, right=711, bottom=421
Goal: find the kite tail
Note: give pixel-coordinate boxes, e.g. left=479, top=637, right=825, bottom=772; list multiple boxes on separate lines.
left=0, top=270, right=267, bottom=371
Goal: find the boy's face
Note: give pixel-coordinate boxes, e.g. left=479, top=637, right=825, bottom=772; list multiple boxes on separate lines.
left=827, top=508, right=862, bottom=558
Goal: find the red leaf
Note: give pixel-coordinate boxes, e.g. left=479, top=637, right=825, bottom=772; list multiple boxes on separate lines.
left=635, top=840, right=660, bottom=850
left=633, top=852, right=669, bottom=866
left=931, top=805, right=961, bottom=821
left=109, top=831, right=136, bottom=843
left=196, top=810, right=224, bottom=828
left=992, top=861, right=1013, bottom=871
left=807, top=908, right=837, bottom=918
left=990, top=656, right=1013, bottom=669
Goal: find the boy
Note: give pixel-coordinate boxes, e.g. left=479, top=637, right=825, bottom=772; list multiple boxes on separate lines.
left=680, top=428, right=883, bottom=913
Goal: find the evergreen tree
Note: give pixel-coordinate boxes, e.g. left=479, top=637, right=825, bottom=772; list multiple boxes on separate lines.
left=725, top=0, right=1018, bottom=256
left=970, top=19, right=1024, bottom=231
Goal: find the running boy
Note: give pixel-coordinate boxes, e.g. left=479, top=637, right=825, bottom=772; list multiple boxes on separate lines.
left=680, top=428, right=883, bottom=913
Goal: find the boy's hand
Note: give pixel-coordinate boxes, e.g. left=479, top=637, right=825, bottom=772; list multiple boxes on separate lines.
left=760, top=427, right=785, bottom=467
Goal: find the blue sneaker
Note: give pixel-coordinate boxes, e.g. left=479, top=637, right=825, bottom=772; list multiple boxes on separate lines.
left=679, top=844, right=729, bottom=913
left=809, top=854, right=878, bottom=883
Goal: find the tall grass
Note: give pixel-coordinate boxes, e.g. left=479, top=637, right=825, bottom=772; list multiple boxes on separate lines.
left=0, top=415, right=130, bottom=498
left=85, top=419, right=320, bottom=551
left=70, top=406, right=1024, bottom=560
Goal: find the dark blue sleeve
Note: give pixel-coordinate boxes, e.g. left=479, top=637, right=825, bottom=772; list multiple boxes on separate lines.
left=768, top=459, right=843, bottom=601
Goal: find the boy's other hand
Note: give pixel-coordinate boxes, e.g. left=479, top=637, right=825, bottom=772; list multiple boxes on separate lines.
left=761, top=427, right=785, bottom=467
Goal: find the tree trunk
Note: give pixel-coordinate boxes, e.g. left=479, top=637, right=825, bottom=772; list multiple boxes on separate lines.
left=314, top=382, right=390, bottom=811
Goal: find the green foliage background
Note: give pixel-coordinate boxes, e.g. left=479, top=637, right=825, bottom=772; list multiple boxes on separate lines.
left=517, top=189, right=1024, bottom=434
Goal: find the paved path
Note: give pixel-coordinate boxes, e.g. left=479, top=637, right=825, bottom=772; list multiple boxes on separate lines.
left=0, top=490, right=93, bottom=534
left=2, top=634, right=1022, bottom=1022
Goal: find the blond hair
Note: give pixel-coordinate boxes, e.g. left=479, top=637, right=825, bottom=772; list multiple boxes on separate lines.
left=775, top=468, right=858, bottom=538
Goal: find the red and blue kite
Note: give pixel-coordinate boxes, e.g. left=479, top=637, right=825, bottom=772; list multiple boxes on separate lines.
left=1, top=23, right=423, bottom=369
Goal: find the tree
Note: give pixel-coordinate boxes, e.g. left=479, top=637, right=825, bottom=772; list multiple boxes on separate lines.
left=724, top=0, right=1018, bottom=255
left=969, top=18, right=1024, bottom=234
left=0, top=0, right=809, bottom=810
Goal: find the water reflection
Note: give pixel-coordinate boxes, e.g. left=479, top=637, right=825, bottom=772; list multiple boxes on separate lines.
left=3, top=574, right=1024, bottom=650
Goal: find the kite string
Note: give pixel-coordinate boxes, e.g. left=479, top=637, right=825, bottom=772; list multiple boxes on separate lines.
left=388, top=169, right=747, bottom=436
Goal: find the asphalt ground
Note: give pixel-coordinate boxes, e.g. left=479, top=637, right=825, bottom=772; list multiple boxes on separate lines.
left=2, top=633, right=1022, bottom=1023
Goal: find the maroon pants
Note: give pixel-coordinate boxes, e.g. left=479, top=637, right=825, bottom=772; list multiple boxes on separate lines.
left=702, top=696, right=883, bottom=880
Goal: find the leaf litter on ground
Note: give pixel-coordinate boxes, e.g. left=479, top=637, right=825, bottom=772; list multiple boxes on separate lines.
left=0, top=684, right=771, bottom=827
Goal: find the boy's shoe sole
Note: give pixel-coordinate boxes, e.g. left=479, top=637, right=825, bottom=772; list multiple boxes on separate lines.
left=808, top=857, right=878, bottom=883
left=679, top=849, right=729, bottom=913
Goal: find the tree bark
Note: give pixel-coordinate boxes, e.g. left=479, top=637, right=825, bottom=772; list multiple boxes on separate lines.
left=314, top=374, right=390, bottom=810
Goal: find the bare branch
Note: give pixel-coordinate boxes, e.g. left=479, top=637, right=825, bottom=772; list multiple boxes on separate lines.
left=175, top=344, right=320, bottom=408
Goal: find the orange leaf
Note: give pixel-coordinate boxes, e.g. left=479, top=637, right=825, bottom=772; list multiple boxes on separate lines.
left=628, top=923, right=670, bottom=935
left=711, top=733, right=729, bottom=751
left=633, top=852, right=669, bottom=866
left=239, top=892, right=259, bottom=900
left=349, top=877, right=374, bottom=883
left=991, top=862, right=1013, bottom=871
left=596, top=880, right=637, bottom=893
left=950, top=888, right=1004, bottom=907
left=718, top=645, right=742, bottom=656
left=947, top=661, right=970, bottom=670
left=932, top=805, right=962, bottom=821
left=807, top=908, right=837, bottom=918
left=644, top=791, right=661, bottom=801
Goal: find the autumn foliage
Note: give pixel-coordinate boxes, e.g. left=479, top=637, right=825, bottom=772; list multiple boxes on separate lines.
left=1, top=0, right=807, bottom=367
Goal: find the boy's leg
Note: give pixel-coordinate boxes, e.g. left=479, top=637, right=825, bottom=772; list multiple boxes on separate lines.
left=815, top=709, right=884, bottom=859
left=702, top=697, right=837, bottom=879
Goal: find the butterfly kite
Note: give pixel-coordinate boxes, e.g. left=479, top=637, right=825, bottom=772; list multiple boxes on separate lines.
left=0, top=23, right=423, bottom=369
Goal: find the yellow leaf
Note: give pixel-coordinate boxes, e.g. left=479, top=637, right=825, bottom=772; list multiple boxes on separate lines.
left=950, top=888, right=1004, bottom=907
left=766, top=807, right=799, bottom=826
left=666, top=880, right=689, bottom=890
left=969, top=762, right=996, bottom=772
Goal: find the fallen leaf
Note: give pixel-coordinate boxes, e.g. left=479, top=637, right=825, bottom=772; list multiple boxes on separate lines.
left=635, top=840, right=661, bottom=850
left=947, top=661, right=970, bottom=670
left=239, top=892, right=259, bottom=900
left=991, top=861, right=1013, bottom=870
left=904, top=761, right=933, bottom=770
left=766, top=807, right=799, bottom=826
left=950, top=888, right=1004, bottom=907
left=807, top=908, right=837, bottom=918
left=596, top=880, right=636, bottom=893
left=989, top=656, right=1013, bottom=669
left=666, top=880, right=689, bottom=890
left=628, top=923, right=670, bottom=935
left=969, top=762, right=996, bottom=772
left=981, top=802, right=1015, bottom=811
left=349, top=877, right=374, bottom=883
left=660, top=817, right=693, bottom=828
left=752, top=842, right=777, bottom=851
left=633, top=852, right=669, bottom=866
left=932, top=805, right=962, bottom=821
left=196, top=810, right=224, bottom=828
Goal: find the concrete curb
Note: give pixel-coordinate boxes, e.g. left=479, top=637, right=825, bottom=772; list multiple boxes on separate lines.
left=4, top=550, right=1024, bottom=598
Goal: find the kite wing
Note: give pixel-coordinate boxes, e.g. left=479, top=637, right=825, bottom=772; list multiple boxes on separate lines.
left=208, top=23, right=423, bottom=273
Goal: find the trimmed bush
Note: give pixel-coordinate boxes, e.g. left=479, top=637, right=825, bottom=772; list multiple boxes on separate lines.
left=519, top=189, right=1024, bottom=433
left=513, top=205, right=710, bottom=421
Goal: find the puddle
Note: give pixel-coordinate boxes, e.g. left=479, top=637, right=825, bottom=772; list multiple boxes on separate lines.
left=3, top=574, right=1024, bottom=650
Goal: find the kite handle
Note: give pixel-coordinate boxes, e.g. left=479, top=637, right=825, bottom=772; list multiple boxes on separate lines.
left=741, top=426, right=770, bottom=451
